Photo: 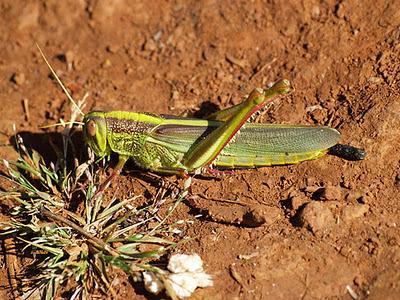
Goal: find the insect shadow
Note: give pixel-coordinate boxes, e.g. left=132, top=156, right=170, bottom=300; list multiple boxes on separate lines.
left=10, top=130, right=86, bottom=166
left=190, top=100, right=220, bottom=119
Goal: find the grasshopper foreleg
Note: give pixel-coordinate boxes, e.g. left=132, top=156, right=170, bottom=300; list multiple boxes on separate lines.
left=92, top=155, right=128, bottom=199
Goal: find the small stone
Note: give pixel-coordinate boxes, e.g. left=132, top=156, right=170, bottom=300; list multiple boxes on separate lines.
left=311, top=6, right=321, bottom=20
left=168, top=253, right=203, bottom=273
left=368, top=76, right=383, bottom=84
left=65, top=50, right=75, bottom=64
left=320, top=185, right=343, bottom=201
left=308, top=108, right=326, bottom=123
left=171, top=90, right=180, bottom=100
left=216, top=70, right=226, bottom=80
left=101, top=59, right=112, bottom=68
left=240, top=207, right=267, bottom=227
left=345, top=190, right=365, bottom=202
left=341, top=204, right=369, bottom=222
left=253, top=206, right=281, bottom=226
left=17, top=2, right=39, bottom=30
left=354, top=275, right=364, bottom=287
left=191, top=88, right=200, bottom=96
left=11, top=72, right=26, bottom=85
left=335, top=3, right=345, bottom=18
left=143, top=271, right=164, bottom=294
left=291, top=195, right=308, bottom=210
left=282, top=22, right=296, bottom=36
left=143, top=38, right=157, bottom=52
left=125, top=67, right=133, bottom=75
left=304, top=185, right=320, bottom=193
left=106, top=44, right=119, bottom=53
left=395, top=174, right=400, bottom=187
left=153, top=30, right=163, bottom=41
left=298, top=201, right=335, bottom=235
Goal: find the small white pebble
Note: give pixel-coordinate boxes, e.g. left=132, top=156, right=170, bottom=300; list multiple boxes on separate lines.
left=168, top=253, right=203, bottom=273
left=191, top=272, right=214, bottom=288
left=168, top=272, right=213, bottom=298
left=143, top=271, right=164, bottom=294
left=346, top=285, right=359, bottom=299
left=168, top=273, right=198, bottom=298
left=2, top=159, right=9, bottom=169
left=145, top=253, right=213, bottom=298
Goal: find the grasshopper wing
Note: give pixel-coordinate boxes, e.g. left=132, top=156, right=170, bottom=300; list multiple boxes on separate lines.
left=147, top=118, right=340, bottom=168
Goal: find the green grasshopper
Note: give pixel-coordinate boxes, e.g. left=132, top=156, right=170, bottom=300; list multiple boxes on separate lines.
left=82, top=80, right=340, bottom=178
left=37, top=45, right=363, bottom=193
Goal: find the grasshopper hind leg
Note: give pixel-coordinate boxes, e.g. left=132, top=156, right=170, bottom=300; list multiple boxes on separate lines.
left=182, top=80, right=293, bottom=173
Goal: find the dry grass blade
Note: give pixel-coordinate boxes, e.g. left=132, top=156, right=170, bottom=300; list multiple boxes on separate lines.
left=0, top=105, right=183, bottom=300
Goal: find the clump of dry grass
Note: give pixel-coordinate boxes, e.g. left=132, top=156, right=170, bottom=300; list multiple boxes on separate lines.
left=0, top=103, right=186, bottom=299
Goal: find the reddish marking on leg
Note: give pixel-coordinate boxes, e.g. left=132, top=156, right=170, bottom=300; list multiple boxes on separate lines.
left=179, top=169, right=190, bottom=179
left=204, top=166, right=235, bottom=176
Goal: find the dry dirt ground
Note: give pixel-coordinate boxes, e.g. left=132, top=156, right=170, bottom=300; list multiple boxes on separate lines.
left=1, top=1, right=400, bottom=299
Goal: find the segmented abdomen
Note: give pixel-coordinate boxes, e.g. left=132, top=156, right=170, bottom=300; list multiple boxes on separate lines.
left=215, top=124, right=339, bottom=167
left=214, top=150, right=327, bottom=168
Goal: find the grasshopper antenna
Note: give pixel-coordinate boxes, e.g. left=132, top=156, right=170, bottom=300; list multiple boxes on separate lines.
left=36, top=43, right=85, bottom=117
left=39, top=121, right=85, bottom=129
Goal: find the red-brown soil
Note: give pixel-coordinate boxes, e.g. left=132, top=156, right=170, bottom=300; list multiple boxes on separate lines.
left=1, top=1, right=399, bottom=299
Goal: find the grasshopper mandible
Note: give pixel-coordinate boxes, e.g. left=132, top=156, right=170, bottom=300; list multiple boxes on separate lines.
left=37, top=45, right=362, bottom=194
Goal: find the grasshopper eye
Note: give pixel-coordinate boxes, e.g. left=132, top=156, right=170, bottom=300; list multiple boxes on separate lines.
left=87, top=120, right=97, bottom=137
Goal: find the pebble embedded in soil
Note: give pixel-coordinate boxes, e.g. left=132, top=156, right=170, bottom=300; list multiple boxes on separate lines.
left=106, top=44, right=119, bottom=53
left=308, top=108, right=327, bottom=124
left=298, top=201, right=335, bottom=236
left=101, top=59, right=112, bottom=68
left=341, top=204, right=369, bottom=222
left=335, top=3, right=346, bottom=19
left=210, top=204, right=268, bottom=227
left=346, top=190, right=367, bottom=203
left=171, top=90, right=180, bottom=101
left=246, top=206, right=281, bottom=227
left=290, top=195, right=309, bottom=210
left=143, top=38, right=158, bottom=52
left=368, top=76, right=383, bottom=84
left=305, top=184, right=344, bottom=201
left=319, top=185, right=344, bottom=201
left=17, top=2, right=39, bottom=30
left=189, top=198, right=280, bottom=227
left=395, top=174, right=400, bottom=187
left=311, top=6, right=321, bottom=20
left=64, top=50, right=74, bottom=64
left=11, top=72, right=26, bottom=85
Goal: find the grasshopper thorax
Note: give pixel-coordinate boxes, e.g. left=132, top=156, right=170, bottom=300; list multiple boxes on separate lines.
left=83, top=112, right=110, bottom=158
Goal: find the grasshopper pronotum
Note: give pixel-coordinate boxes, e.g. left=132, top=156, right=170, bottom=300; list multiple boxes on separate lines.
left=37, top=45, right=364, bottom=194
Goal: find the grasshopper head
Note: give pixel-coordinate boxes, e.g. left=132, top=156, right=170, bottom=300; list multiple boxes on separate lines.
left=83, top=112, right=109, bottom=158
